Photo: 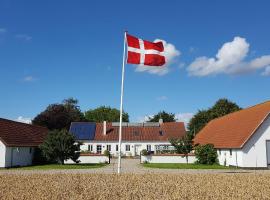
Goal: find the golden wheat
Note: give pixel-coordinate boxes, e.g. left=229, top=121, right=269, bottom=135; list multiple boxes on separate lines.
left=0, top=173, right=270, bottom=200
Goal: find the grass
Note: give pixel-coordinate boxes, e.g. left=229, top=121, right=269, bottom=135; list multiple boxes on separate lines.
left=4, top=163, right=107, bottom=170
left=0, top=173, right=270, bottom=199
left=143, top=163, right=231, bottom=169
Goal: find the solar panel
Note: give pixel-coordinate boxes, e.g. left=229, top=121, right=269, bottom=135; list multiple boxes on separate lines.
left=69, top=122, right=96, bottom=140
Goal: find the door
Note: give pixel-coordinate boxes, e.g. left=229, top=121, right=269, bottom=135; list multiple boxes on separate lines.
left=266, top=141, right=270, bottom=165
left=134, top=145, right=141, bottom=156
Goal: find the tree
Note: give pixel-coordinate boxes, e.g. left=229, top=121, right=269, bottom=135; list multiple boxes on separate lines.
left=148, top=111, right=176, bottom=122
left=188, top=98, right=241, bottom=135
left=169, top=134, right=193, bottom=163
left=194, top=144, right=218, bottom=165
left=211, top=98, right=241, bottom=118
left=40, top=129, right=80, bottom=165
left=32, top=98, right=85, bottom=130
left=85, top=106, right=129, bottom=122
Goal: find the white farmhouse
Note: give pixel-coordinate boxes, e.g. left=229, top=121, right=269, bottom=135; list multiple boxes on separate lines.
left=194, top=101, right=270, bottom=168
left=70, top=120, right=186, bottom=157
left=0, top=118, right=48, bottom=168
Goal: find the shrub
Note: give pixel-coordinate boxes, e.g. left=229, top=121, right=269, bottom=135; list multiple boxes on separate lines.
left=40, top=129, right=81, bottom=164
left=141, top=149, right=149, bottom=156
left=103, top=150, right=110, bottom=157
left=194, top=144, right=218, bottom=165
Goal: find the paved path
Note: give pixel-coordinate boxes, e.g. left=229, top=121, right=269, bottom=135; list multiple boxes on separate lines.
left=1, top=159, right=270, bottom=175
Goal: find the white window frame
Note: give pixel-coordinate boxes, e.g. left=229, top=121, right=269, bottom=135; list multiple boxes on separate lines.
left=107, top=145, right=111, bottom=151
left=97, top=145, right=102, bottom=154
left=88, top=145, right=93, bottom=152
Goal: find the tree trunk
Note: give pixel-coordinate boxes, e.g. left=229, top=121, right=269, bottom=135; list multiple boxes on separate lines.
left=186, top=155, right=189, bottom=164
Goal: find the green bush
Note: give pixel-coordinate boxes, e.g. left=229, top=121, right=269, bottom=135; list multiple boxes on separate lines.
left=141, top=149, right=149, bottom=156
left=40, top=129, right=80, bottom=165
left=194, top=144, right=218, bottom=165
left=103, top=150, right=110, bottom=157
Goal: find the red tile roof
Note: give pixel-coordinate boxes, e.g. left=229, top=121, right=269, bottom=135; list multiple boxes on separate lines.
left=0, top=118, right=48, bottom=147
left=193, top=101, right=270, bottom=149
left=94, top=122, right=186, bottom=142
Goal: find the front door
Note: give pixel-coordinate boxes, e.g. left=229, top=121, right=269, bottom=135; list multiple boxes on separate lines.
left=134, top=145, right=141, bottom=156
left=266, top=141, right=270, bottom=165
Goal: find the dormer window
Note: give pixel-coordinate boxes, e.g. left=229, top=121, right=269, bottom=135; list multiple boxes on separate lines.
left=134, top=131, right=140, bottom=136
left=159, top=130, right=164, bottom=136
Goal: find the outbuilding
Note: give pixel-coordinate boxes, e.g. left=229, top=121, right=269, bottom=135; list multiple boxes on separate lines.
left=194, top=101, right=270, bottom=168
left=0, top=118, right=48, bottom=168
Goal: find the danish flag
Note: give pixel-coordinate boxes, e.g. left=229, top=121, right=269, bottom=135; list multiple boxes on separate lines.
left=126, top=34, right=166, bottom=66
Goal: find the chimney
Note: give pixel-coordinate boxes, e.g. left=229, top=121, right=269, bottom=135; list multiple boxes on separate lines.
left=159, top=118, right=163, bottom=124
left=103, top=121, right=107, bottom=135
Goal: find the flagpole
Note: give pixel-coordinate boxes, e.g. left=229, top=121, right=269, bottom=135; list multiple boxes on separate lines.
left=117, top=31, right=127, bottom=174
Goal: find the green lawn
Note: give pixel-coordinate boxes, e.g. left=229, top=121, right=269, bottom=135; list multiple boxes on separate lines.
left=5, top=163, right=107, bottom=170
left=143, top=163, right=232, bottom=169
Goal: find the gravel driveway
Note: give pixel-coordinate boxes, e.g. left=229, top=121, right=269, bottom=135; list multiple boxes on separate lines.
left=0, top=158, right=269, bottom=175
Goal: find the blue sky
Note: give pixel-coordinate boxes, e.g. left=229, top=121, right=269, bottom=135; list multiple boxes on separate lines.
left=0, top=0, right=270, bottom=124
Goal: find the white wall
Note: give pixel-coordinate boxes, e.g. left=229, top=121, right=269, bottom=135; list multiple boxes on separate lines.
left=217, top=149, right=243, bottom=167
left=65, top=155, right=109, bottom=164
left=141, top=154, right=196, bottom=164
left=79, top=141, right=171, bottom=157
left=0, top=140, right=6, bottom=168
left=216, top=115, right=270, bottom=168
left=241, top=115, right=270, bottom=168
left=5, top=146, right=34, bottom=168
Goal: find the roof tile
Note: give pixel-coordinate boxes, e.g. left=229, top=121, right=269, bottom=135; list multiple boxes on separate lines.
left=0, top=118, right=48, bottom=147
left=193, top=101, right=270, bottom=148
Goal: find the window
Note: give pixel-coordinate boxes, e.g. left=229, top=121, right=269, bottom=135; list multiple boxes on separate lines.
left=159, top=130, right=163, bottom=136
left=219, top=149, right=221, bottom=155
left=97, top=145, right=102, bottom=154
left=88, top=145, right=93, bottom=152
left=29, top=148, right=32, bottom=154
left=229, top=149, right=232, bottom=156
left=147, top=145, right=151, bottom=151
left=107, top=145, right=111, bottom=151
left=116, top=145, right=118, bottom=151
left=126, top=145, right=130, bottom=151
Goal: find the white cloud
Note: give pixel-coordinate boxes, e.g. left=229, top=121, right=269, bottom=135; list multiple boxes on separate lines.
left=23, top=76, right=36, bottom=82
left=16, top=116, right=32, bottom=124
left=178, top=62, right=185, bottom=68
left=0, top=28, right=7, bottom=33
left=137, top=115, right=153, bottom=123
left=189, top=46, right=198, bottom=53
left=175, top=113, right=194, bottom=128
left=136, top=112, right=193, bottom=128
left=135, top=39, right=181, bottom=76
left=156, top=96, right=168, bottom=101
left=262, top=66, right=270, bottom=76
left=15, top=34, right=32, bottom=41
left=187, top=36, right=270, bottom=76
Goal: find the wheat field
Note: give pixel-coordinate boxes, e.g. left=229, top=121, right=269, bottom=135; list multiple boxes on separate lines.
left=0, top=173, right=270, bottom=200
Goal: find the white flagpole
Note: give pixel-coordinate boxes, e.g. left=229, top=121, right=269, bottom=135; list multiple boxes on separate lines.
left=117, top=31, right=127, bottom=174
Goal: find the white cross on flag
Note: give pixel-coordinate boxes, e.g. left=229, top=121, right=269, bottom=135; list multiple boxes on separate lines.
left=126, top=34, right=166, bottom=66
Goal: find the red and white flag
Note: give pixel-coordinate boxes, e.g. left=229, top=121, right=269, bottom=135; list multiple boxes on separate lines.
left=126, top=34, right=166, bottom=66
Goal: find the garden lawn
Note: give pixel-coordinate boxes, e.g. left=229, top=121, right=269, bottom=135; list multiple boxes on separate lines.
left=6, top=163, right=107, bottom=170
left=143, top=163, right=231, bottom=169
